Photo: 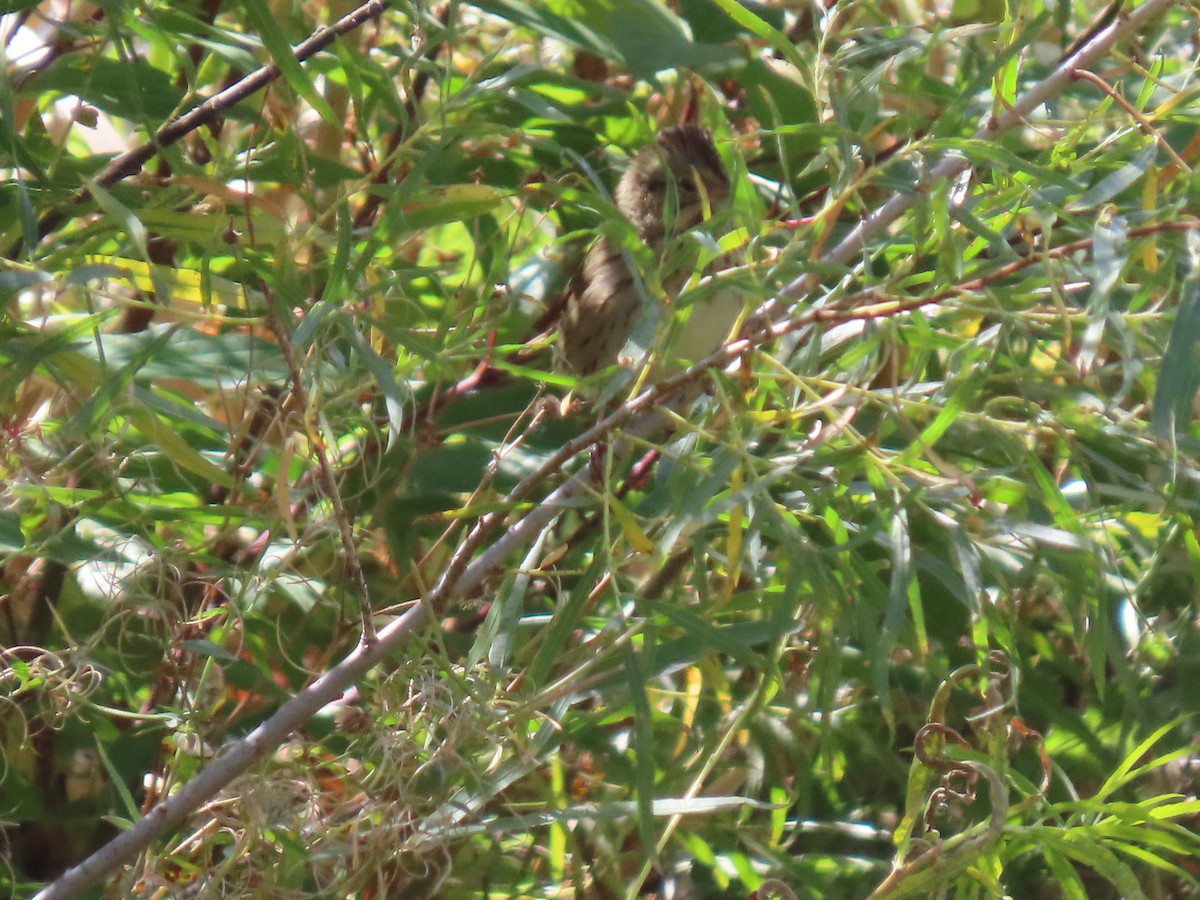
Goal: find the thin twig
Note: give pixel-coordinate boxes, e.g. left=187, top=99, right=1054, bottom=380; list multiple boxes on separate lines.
left=1073, top=67, right=1190, bottom=173
left=272, top=314, right=378, bottom=645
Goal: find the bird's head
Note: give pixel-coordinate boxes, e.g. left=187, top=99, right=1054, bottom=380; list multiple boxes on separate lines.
left=615, top=124, right=730, bottom=243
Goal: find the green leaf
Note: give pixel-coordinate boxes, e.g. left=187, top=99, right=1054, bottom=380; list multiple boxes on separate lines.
left=27, top=55, right=184, bottom=121
left=471, top=0, right=620, bottom=55
left=242, top=0, right=338, bottom=126
left=705, top=0, right=804, bottom=69
left=1153, top=259, right=1200, bottom=438
left=0, top=512, right=23, bottom=552
left=623, top=636, right=658, bottom=857
left=123, top=402, right=233, bottom=487
left=1075, top=145, right=1158, bottom=211
left=735, top=59, right=820, bottom=187
left=606, top=1, right=741, bottom=77
left=679, top=0, right=784, bottom=42
left=389, top=184, right=504, bottom=234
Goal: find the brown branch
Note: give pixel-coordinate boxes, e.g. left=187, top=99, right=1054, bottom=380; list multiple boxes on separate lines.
left=1058, top=0, right=1124, bottom=62
left=1073, top=67, right=1190, bottom=173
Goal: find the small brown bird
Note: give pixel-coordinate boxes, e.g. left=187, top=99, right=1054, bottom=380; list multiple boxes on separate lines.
left=559, top=124, right=734, bottom=376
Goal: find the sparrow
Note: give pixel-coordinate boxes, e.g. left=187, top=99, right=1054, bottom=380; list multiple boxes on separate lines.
left=559, top=124, right=735, bottom=377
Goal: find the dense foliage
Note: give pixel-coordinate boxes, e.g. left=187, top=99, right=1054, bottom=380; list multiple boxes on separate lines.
left=2, top=0, right=1199, bottom=897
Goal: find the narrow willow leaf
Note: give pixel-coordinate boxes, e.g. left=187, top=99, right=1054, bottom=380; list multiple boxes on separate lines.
left=623, top=638, right=657, bottom=857
left=1074, top=145, right=1157, bottom=211
left=1153, top=255, right=1200, bottom=438
left=242, top=0, right=337, bottom=125
left=125, top=404, right=236, bottom=490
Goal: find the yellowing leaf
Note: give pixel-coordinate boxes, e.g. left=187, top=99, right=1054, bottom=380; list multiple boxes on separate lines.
left=82, top=255, right=248, bottom=308
left=607, top=494, right=655, bottom=555
left=126, top=405, right=235, bottom=489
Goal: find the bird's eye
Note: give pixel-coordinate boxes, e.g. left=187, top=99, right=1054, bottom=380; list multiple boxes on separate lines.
left=679, top=174, right=698, bottom=194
